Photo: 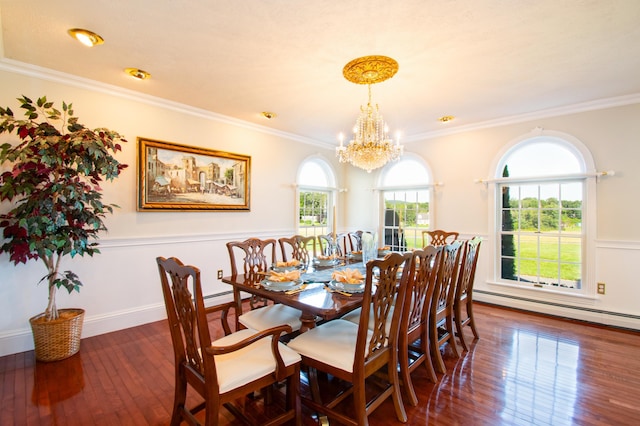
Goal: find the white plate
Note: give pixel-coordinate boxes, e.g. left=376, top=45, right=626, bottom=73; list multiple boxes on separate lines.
left=348, top=252, right=363, bottom=261
left=328, top=279, right=365, bottom=294
left=261, top=279, right=303, bottom=292
left=314, top=258, right=338, bottom=267
left=377, top=250, right=391, bottom=258
left=271, top=264, right=304, bottom=273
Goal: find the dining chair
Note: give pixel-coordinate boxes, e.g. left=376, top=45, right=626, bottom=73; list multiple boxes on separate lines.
left=348, top=230, right=364, bottom=252
left=287, top=252, right=413, bottom=426
left=422, top=229, right=459, bottom=247
left=227, top=238, right=303, bottom=333
left=398, top=245, right=443, bottom=406
left=278, top=235, right=316, bottom=265
left=429, top=240, right=463, bottom=374
left=454, top=236, right=482, bottom=351
left=317, top=233, right=344, bottom=257
left=338, top=232, right=353, bottom=255
left=156, top=256, right=302, bottom=426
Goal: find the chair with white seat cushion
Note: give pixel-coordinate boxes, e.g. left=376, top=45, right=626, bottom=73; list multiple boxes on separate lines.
left=278, top=234, right=316, bottom=266
left=422, top=229, right=459, bottom=247
left=157, top=256, right=301, bottom=426
left=398, top=245, right=443, bottom=406
left=430, top=240, right=463, bottom=373
left=227, top=238, right=304, bottom=333
left=287, top=252, right=413, bottom=426
left=318, top=232, right=348, bottom=257
left=454, top=236, right=482, bottom=351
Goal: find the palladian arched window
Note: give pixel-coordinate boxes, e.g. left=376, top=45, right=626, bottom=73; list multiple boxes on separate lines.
left=378, top=155, right=433, bottom=250
left=492, top=130, right=596, bottom=295
left=297, top=156, right=336, bottom=239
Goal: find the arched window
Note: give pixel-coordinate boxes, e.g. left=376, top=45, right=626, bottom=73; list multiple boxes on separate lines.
left=378, top=155, right=432, bottom=251
left=492, top=130, right=595, bottom=295
left=297, top=156, right=336, bottom=239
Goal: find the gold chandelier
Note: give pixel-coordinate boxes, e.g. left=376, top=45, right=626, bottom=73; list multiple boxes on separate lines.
left=336, top=55, right=403, bottom=173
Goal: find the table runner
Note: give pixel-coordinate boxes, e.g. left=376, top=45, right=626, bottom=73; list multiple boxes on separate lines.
left=301, top=262, right=365, bottom=283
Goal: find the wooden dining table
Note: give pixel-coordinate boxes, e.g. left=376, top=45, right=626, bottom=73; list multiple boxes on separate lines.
left=222, top=260, right=366, bottom=332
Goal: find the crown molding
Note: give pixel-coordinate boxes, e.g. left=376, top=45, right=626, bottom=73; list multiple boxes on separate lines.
left=406, top=92, right=640, bottom=143
left=0, top=58, right=332, bottom=150
left=3, top=57, right=638, bottom=149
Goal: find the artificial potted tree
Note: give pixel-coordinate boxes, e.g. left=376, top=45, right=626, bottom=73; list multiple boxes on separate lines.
left=0, top=96, right=127, bottom=361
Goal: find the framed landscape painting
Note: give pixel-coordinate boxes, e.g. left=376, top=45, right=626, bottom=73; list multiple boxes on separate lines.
left=137, top=137, right=251, bottom=211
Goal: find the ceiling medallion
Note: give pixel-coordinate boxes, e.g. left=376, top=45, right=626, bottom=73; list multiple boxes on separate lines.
left=336, top=55, right=403, bottom=173
left=342, top=55, right=399, bottom=85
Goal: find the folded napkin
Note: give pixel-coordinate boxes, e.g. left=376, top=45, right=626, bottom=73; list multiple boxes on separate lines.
left=276, top=260, right=300, bottom=267
left=331, top=268, right=364, bottom=284
left=317, top=254, right=338, bottom=260
left=268, top=270, right=301, bottom=282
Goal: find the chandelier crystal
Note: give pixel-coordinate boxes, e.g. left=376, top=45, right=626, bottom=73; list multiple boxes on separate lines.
left=336, top=55, right=403, bottom=173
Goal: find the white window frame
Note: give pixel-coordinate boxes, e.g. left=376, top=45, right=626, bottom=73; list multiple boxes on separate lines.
left=296, top=156, right=337, bottom=238
left=376, top=153, right=434, bottom=250
left=488, top=129, right=597, bottom=298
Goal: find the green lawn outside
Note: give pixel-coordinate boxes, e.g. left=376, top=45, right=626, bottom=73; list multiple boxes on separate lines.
left=300, top=226, right=581, bottom=283
left=406, top=228, right=582, bottom=283
left=514, top=234, right=581, bottom=282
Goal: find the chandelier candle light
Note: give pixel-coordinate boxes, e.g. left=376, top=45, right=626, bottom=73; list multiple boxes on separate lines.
left=336, top=55, right=403, bottom=173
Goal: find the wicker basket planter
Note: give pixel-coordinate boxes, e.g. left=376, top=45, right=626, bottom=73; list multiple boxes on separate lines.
left=29, top=309, right=85, bottom=362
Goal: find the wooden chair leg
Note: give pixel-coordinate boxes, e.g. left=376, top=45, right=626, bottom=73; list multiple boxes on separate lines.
left=389, top=354, right=408, bottom=423
left=468, top=300, right=480, bottom=339
left=204, top=400, right=218, bottom=426
left=399, top=344, right=418, bottom=406
left=430, top=322, right=446, bottom=374
left=455, top=304, right=470, bottom=351
left=421, top=331, right=438, bottom=383
left=353, top=382, right=368, bottom=426
left=171, top=373, right=187, bottom=426
left=287, top=370, right=301, bottom=426
left=446, top=315, right=460, bottom=358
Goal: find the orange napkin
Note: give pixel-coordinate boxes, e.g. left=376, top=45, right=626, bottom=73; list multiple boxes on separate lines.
left=318, top=254, right=337, bottom=260
left=331, top=268, right=364, bottom=284
left=276, top=260, right=300, bottom=267
left=268, top=270, right=301, bottom=282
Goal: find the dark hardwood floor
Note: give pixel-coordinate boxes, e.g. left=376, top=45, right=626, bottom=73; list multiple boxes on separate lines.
left=2, top=302, right=640, bottom=425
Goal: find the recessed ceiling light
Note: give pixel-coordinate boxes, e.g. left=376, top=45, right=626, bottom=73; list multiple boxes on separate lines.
left=67, top=28, right=104, bottom=47
left=438, top=115, right=455, bottom=123
left=261, top=112, right=277, bottom=119
left=124, top=68, right=151, bottom=80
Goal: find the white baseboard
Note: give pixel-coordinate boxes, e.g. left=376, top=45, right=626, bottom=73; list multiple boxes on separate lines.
left=0, top=292, right=236, bottom=358
left=0, top=303, right=166, bottom=358
left=475, top=292, right=640, bottom=331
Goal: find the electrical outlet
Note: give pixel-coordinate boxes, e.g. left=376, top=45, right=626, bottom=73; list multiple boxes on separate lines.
left=217, top=270, right=223, bottom=280
left=597, top=282, right=605, bottom=295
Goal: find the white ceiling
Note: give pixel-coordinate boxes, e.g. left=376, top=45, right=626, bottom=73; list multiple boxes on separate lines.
left=1, top=0, right=639, bottom=146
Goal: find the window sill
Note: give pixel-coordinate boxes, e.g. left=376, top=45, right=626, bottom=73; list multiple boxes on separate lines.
left=486, top=280, right=599, bottom=302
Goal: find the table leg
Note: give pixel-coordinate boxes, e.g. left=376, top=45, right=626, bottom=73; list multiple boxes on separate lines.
left=299, top=312, right=317, bottom=333
left=233, top=288, right=243, bottom=331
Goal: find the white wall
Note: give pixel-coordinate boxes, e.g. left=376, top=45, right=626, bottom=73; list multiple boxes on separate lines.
left=0, top=65, right=341, bottom=356
left=1, top=62, right=639, bottom=357
left=349, top=103, right=640, bottom=330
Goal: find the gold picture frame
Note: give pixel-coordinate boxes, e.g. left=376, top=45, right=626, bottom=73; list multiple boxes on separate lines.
left=137, top=137, right=250, bottom=211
